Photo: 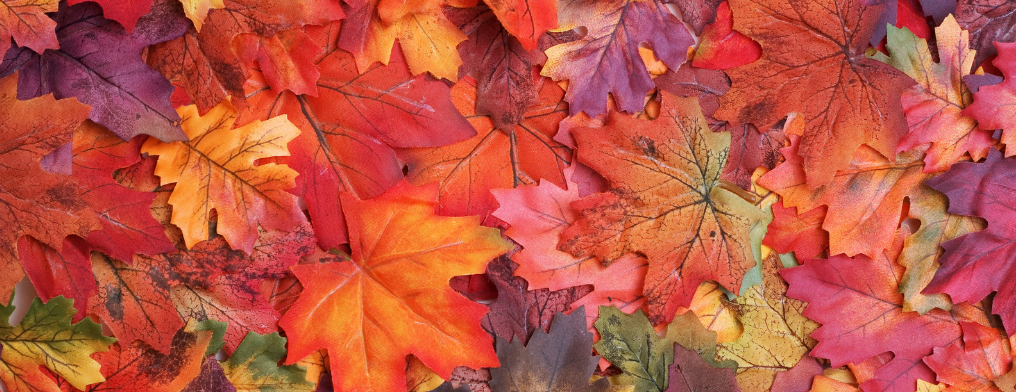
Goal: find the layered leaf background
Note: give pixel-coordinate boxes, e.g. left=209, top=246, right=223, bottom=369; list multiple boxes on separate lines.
left=4, top=0, right=1016, bottom=391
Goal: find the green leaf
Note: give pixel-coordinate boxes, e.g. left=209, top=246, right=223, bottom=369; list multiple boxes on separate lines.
left=594, top=306, right=673, bottom=392
left=221, top=332, right=314, bottom=392
left=0, top=295, right=116, bottom=392
left=196, top=319, right=228, bottom=357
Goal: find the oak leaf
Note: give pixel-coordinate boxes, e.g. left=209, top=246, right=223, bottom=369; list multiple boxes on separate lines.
left=0, top=0, right=59, bottom=55
left=560, top=93, right=766, bottom=322
left=922, top=149, right=1016, bottom=334
left=141, top=99, right=304, bottom=252
left=963, top=41, right=1016, bottom=156
left=278, top=181, right=513, bottom=392
left=870, top=16, right=992, bottom=172
left=759, top=134, right=928, bottom=258
left=239, top=23, right=474, bottom=249
left=924, top=321, right=1013, bottom=392
left=0, top=295, right=116, bottom=392
left=782, top=230, right=990, bottom=392
left=221, top=332, right=314, bottom=392
left=488, top=307, right=611, bottom=392
left=401, top=76, right=570, bottom=218
left=1, top=0, right=190, bottom=142
left=541, top=0, right=694, bottom=116
left=715, top=0, right=912, bottom=186
left=0, top=72, right=96, bottom=296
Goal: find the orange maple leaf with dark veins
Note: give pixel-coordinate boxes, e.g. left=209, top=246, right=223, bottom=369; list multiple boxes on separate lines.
left=715, top=0, right=913, bottom=187
left=279, top=181, right=512, bottom=392
left=0, top=72, right=98, bottom=298
left=559, top=92, right=767, bottom=323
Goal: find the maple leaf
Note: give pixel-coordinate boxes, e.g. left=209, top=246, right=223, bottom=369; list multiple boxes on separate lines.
left=559, top=93, right=766, bottom=322
left=0, top=0, right=59, bottom=56
left=480, top=0, right=555, bottom=50
left=898, top=185, right=985, bottom=314
left=18, top=236, right=96, bottom=321
left=716, top=253, right=818, bottom=391
left=870, top=16, right=992, bottom=172
left=924, top=321, right=1013, bottom=392
left=782, top=230, right=990, bottom=392
left=956, top=0, right=1016, bottom=68
left=922, top=149, right=1016, bottom=334
left=654, top=64, right=730, bottom=124
left=721, top=122, right=786, bottom=191
left=488, top=307, right=611, bottom=391
left=339, top=0, right=467, bottom=80
left=72, top=121, right=175, bottom=262
left=567, top=255, right=648, bottom=329
left=179, top=0, right=225, bottom=31
left=278, top=181, right=513, bottom=392
left=480, top=257, right=591, bottom=344
left=963, top=42, right=1016, bottom=156
left=690, top=1, right=761, bottom=70
left=1, top=0, right=190, bottom=142
left=673, top=0, right=721, bottom=34
left=448, top=4, right=548, bottom=132
left=147, top=0, right=343, bottom=114
left=763, top=201, right=828, bottom=261
left=182, top=358, right=236, bottom=392
left=141, top=99, right=304, bottom=252
left=491, top=165, right=602, bottom=291
left=239, top=22, right=474, bottom=249
left=401, top=76, right=570, bottom=217
left=0, top=72, right=96, bottom=296
left=172, top=281, right=280, bottom=353
left=74, top=319, right=221, bottom=392
left=221, top=332, right=314, bottom=392
left=715, top=0, right=912, bottom=186
left=89, top=252, right=185, bottom=354
left=760, top=134, right=928, bottom=258
left=541, top=0, right=694, bottom=116
left=594, top=307, right=673, bottom=392
left=666, top=344, right=741, bottom=392
left=0, top=295, right=115, bottom=392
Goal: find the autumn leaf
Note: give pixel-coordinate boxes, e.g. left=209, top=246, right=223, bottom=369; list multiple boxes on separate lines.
left=560, top=93, right=766, bottom=322
left=182, top=358, right=236, bottom=392
left=2, top=0, right=190, bottom=142
left=963, top=42, right=1016, bottom=156
left=141, top=99, right=305, bottom=252
left=666, top=344, right=741, bottom=392
left=73, top=121, right=175, bottom=262
left=234, top=28, right=323, bottom=96
left=18, top=236, right=95, bottom=321
left=716, top=253, right=818, bottom=391
left=0, top=72, right=96, bottom=297
left=594, top=307, right=673, bottom=392
left=479, top=257, right=591, bottom=344
left=89, top=252, right=184, bottom=354
left=221, top=332, right=314, bottom=392
left=179, top=0, right=225, bottom=31
left=782, top=230, right=990, bottom=392
left=239, top=23, right=474, bottom=249
left=480, top=0, right=555, bottom=50
left=147, top=0, right=342, bottom=114
left=691, top=1, right=761, bottom=70
left=716, top=0, right=912, bottom=186
left=488, top=307, right=611, bottom=392
left=339, top=0, right=466, bottom=80
left=541, top=0, right=693, bottom=116
left=720, top=122, right=786, bottom=191
left=0, top=295, right=115, bottom=392
left=448, top=4, right=548, bottom=132
left=75, top=319, right=220, bottom=392
left=956, top=0, right=1016, bottom=68
left=870, top=16, right=992, bottom=172
left=898, top=185, right=985, bottom=314
left=66, top=0, right=153, bottom=31
left=0, top=0, right=59, bottom=55
left=924, top=321, right=1013, bottom=392
left=760, top=134, right=928, bottom=258
left=568, top=256, right=648, bottom=330
left=279, top=181, right=513, bottom=392
left=171, top=282, right=280, bottom=353
left=401, top=75, right=570, bottom=217
left=672, top=0, right=722, bottom=34
left=922, top=149, right=1016, bottom=334
left=763, top=201, right=828, bottom=261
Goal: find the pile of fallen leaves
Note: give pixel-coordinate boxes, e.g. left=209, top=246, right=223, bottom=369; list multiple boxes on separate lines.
left=4, top=0, right=1016, bottom=391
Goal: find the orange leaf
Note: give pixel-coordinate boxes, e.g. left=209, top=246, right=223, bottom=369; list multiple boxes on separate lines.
left=0, top=0, right=59, bottom=55
left=716, top=0, right=913, bottom=187
left=560, top=92, right=767, bottom=323
left=279, top=181, right=513, bottom=392
left=141, top=100, right=305, bottom=252
left=925, top=322, right=1013, bottom=392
